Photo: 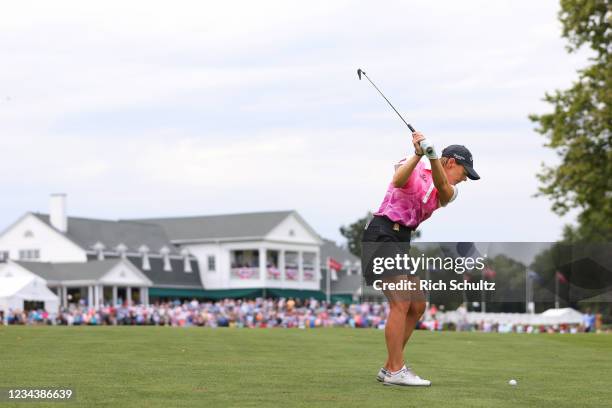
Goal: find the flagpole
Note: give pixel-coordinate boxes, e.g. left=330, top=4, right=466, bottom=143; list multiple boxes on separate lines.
left=525, top=268, right=529, bottom=314
left=326, top=257, right=330, bottom=303
left=481, top=267, right=486, bottom=314
left=425, top=266, right=430, bottom=310
left=555, top=271, right=559, bottom=309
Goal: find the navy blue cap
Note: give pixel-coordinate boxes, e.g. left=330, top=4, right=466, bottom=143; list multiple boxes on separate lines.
left=441, top=145, right=480, bottom=180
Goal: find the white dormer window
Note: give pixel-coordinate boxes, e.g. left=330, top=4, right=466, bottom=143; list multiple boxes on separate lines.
left=92, top=242, right=106, bottom=260
left=139, top=245, right=151, bottom=271
left=344, top=260, right=352, bottom=276
left=115, top=243, right=128, bottom=260
left=353, top=260, right=361, bottom=275
left=181, top=248, right=192, bottom=273
left=24, top=230, right=34, bottom=238
left=207, top=255, right=216, bottom=272
left=160, top=246, right=172, bottom=272
left=19, top=249, right=40, bottom=260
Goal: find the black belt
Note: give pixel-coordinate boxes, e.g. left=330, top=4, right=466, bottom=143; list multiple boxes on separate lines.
left=373, top=215, right=414, bottom=233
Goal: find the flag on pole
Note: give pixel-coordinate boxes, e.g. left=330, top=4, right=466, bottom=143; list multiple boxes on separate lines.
left=483, top=266, right=496, bottom=279
left=327, top=257, right=342, bottom=271
left=327, top=257, right=342, bottom=281
left=556, top=271, right=568, bottom=284
left=528, top=270, right=544, bottom=284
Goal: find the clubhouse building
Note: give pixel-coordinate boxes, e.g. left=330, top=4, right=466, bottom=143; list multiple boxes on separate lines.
left=0, top=195, right=361, bottom=311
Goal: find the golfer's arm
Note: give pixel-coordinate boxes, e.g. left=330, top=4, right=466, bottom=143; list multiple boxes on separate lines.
left=429, top=159, right=454, bottom=204
left=392, top=155, right=421, bottom=188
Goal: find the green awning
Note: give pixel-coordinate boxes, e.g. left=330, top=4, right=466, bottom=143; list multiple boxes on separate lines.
left=266, top=288, right=326, bottom=300
left=149, top=287, right=333, bottom=301
left=148, top=287, right=263, bottom=300
left=330, top=294, right=355, bottom=304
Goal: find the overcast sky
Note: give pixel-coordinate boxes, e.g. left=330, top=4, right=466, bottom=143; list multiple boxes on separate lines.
left=0, top=1, right=590, bottom=244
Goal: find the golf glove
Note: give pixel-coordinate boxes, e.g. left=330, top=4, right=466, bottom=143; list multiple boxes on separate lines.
left=420, top=140, right=438, bottom=160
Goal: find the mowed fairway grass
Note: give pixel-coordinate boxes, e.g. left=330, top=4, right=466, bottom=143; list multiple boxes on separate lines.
left=1, top=327, right=611, bottom=408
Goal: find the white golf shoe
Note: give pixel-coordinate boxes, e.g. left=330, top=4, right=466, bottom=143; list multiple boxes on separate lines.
left=376, top=367, right=388, bottom=382
left=383, top=366, right=431, bottom=387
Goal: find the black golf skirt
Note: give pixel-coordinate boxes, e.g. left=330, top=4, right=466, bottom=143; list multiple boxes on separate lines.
left=361, top=215, right=413, bottom=286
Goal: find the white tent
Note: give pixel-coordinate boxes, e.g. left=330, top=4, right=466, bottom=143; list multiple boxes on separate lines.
left=539, top=308, right=584, bottom=325
left=440, top=307, right=584, bottom=326
left=0, top=263, right=59, bottom=313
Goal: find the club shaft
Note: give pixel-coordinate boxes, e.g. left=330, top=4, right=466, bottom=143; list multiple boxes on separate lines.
left=361, top=73, right=415, bottom=132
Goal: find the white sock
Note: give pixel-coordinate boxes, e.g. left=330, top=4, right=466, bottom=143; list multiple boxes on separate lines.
left=389, top=365, right=406, bottom=376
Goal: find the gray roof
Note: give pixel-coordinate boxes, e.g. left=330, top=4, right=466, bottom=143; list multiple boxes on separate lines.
left=18, top=257, right=202, bottom=289
left=319, top=239, right=362, bottom=295
left=127, top=211, right=295, bottom=241
left=320, top=239, right=359, bottom=266
left=16, top=260, right=122, bottom=282
left=33, top=213, right=180, bottom=254
left=92, top=254, right=203, bottom=288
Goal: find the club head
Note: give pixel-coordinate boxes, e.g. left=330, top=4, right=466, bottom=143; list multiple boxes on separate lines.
left=357, top=68, right=364, bottom=80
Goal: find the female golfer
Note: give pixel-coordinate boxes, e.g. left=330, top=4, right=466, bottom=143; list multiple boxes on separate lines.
left=363, top=131, right=480, bottom=386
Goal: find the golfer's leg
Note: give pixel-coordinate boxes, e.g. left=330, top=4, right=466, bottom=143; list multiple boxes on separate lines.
left=384, top=299, right=410, bottom=372
left=403, top=300, right=426, bottom=349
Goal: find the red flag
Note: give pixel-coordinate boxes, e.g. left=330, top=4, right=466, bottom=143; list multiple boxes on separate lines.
left=556, top=271, right=568, bottom=284
left=327, top=257, right=342, bottom=271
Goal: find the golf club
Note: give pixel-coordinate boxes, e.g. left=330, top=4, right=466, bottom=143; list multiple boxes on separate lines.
left=357, top=68, right=434, bottom=155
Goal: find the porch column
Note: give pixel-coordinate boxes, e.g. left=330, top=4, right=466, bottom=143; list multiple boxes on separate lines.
left=112, top=286, right=118, bottom=306
left=298, top=252, right=303, bottom=281
left=280, top=249, right=285, bottom=281
left=94, top=285, right=104, bottom=309
left=126, top=287, right=132, bottom=305
left=87, top=286, right=93, bottom=307
left=62, top=286, right=68, bottom=308
left=93, top=286, right=99, bottom=309
left=141, top=287, right=148, bottom=305
left=315, top=251, right=321, bottom=281
left=259, top=248, right=266, bottom=284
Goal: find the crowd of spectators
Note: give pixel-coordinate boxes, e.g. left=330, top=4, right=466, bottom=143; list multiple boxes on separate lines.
left=1, top=299, right=606, bottom=333
left=1, top=298, right=388, bottom=329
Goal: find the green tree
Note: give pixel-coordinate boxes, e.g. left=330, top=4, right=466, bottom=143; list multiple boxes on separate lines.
left=529, top=0, right=611, bottom=242
left=340, top=212, right=372, bottom=257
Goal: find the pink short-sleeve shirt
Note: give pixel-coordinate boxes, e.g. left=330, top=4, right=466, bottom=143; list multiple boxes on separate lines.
left=374, top=159, right=451, bottom=228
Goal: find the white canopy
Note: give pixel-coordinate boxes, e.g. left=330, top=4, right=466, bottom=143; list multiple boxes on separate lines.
left=439, top=307, right=584, bottom=326
left=0, top=264, right=59, bottom=313
left=539, top=308, right=584, bottom=325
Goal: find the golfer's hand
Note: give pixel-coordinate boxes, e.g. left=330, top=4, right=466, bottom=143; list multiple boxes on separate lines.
left=412, top=132, right=425, bottom=156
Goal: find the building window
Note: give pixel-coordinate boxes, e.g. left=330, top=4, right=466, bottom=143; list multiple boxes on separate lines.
left=207, top=255, right=216, bottom=272
left=160, top=246, right=172, bottom=272
left=303, top=252, right=316, bottom=281
left=19, top=249, right=40, bottom=260
left=181, top=249, right=193, bottom=273
left=23, top=230, right=34, bottom=238
left=230, top=250, right=259, bottom=280
left=115, top=243, right=128, bottom=260
left=92, top=242, right=106, bottom=260
left=266, top=250, right=280, bottom=280
left=139, top=245, right=151, bottom=271
left=285, top=251, right=299, bottom=281
left=0, top=251, right=9, bottom=262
